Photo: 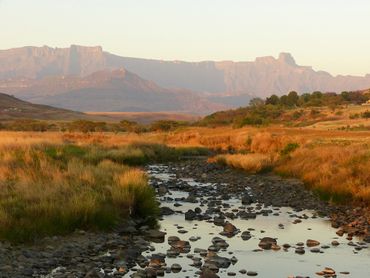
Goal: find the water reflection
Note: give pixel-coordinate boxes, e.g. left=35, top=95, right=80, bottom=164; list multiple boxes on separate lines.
left=136, top=165, right=370, bottom=277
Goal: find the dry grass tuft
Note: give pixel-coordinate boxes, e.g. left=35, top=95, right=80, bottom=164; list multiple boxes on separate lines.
left=0, top=142, right=158, bottom=242
left=215, top=153, right=274, bottom=173
left=276, top=144, right=370, bottom=202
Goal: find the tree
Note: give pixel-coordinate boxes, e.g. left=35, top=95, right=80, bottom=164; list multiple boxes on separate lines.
left=286, top=91, right=299, bottom=106
left=341, top=91, right=350, bottom=101
left=265, top=94, right=280, bottom=105
left=249, top=97, right=264, bottom=107
left=312, top=91, right=323, bottom=99
left=119, top=120, right=141, bottom=132
left=280, top=95, right=289, bottom=106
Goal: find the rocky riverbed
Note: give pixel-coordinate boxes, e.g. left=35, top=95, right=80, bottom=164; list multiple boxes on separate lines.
left=0, top=160, right=369, bottom=277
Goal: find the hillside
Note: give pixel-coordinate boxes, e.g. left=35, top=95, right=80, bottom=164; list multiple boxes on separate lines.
left=0, top=68, right=224, bottom=114
left=199, top=89, right=370, bottom=128
left=1, top=45, right=370, bottom=101
left=0, top=93, right=92, bottom=120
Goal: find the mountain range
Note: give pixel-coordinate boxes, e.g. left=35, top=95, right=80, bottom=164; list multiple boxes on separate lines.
left=1, top=45, right=370, bottom=113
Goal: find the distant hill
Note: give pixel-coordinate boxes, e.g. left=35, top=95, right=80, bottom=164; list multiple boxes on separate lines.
left=1, top=45, right=370, bottom=110
left=199, top=89, right=370, bottom=127
left=1, top=69, right=225, bottom=114
left=0, top=93, right=91, bottom=120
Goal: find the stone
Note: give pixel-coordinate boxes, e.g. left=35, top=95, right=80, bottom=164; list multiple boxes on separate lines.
left=241, top=231, right=252, bottom=240
left=146, top=230, right=166, bottom=243
left=241, top=194, right=254, bottom=205
left=200, top=269, right=220, bottom=278
left=168, top=236, right=180, bottom=244
left=171, top=263, right=182, bottom=273
left=258, top=237, right=277, bottom=250
left=306, top=239, right=320, bottom=247
left=221, top=222, right=238, bottom=237
left=295, top=247, right=305, bottom=255
left=84, top=270, right=103, bottom=278
left=205, top=253, right=231, bottom=268
left=160, top=207, right=175, bottom=216
left=185, top=209, right=197, bottom=221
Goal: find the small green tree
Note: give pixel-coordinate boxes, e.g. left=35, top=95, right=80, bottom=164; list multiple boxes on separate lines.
left=265, top=94, right=280, bottom=105
left=286, top=91, right=299, bottom=106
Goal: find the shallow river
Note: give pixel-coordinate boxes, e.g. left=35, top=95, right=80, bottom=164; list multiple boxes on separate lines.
left=136, top=164, right=369, bottom=277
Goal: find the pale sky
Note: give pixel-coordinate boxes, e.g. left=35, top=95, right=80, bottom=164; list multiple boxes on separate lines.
left=1, top=0, right=369, bottom=76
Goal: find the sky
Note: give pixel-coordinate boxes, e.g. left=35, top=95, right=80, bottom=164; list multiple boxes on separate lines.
left=0, top=0, right=369, bottom=76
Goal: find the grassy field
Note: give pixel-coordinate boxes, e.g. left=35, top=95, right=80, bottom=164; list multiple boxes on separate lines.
left=86, top=111, right=200, bottom=124
left=169, top=126, right=370, bottom=203
left=155, top=106, right=370, bottom=204
left=0, top=104, right=369, bottom=241
left=0, top=132, right=208, bottom=242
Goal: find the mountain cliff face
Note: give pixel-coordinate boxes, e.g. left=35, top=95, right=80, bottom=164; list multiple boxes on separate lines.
left=1, top=45, right=370, bottom=111
left=0, top=45, right=107, bottom=79
left=113, top=52, right=370, bottom=97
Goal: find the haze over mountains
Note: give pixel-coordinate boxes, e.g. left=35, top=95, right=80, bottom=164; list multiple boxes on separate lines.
left=1, top=45, right=370, bottom=113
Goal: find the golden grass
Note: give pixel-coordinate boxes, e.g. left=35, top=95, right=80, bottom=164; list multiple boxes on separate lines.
left=1, top=115, right=370, bottom=208
left=151, top=118, right=370, bottom=204
left=0, top=141, right=158, bottom=242
left=215, top=153, right=274, bottom=173
left=276, top=145, right=370, bottom=202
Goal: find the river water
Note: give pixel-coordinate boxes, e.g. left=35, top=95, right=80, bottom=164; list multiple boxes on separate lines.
left=138, top=164, right=369, bottom=278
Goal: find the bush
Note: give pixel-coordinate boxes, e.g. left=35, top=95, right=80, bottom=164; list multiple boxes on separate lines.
left=280, top=143, right=300, bottom=156
left=215, top=154, right=273, bottom=173
left=349, top=113, right=360, bottom=119
left=150, top=120, right=188, bottom=132
left=361, top=111, right=370, bottom=119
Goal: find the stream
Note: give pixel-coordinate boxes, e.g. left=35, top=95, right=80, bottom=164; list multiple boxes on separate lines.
left=133, top=163, right=370, bottom=277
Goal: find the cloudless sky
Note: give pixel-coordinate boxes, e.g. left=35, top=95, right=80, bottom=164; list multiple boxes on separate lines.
left=0, top=0, right=369, bottom=76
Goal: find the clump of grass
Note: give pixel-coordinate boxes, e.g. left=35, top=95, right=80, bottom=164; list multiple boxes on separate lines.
left=215, top=153, right=274, bottom=173
left=0, top=144, right=158, bottom=242
left=276, top=145, right=370, bottom=203
left=280, top=142, right=300, bottom=156
left=112, top=169, right=158, bottom=218
left=0, top=139, right=210, bottom=242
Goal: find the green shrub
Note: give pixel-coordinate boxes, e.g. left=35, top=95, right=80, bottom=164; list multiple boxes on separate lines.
left=280, top=143, right=300, bottom=156
left=361, top=111, right=370, bottom=119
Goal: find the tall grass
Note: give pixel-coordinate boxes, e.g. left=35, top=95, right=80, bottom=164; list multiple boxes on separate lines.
left=0, top=133, right=211, bottom=242
left=0, top=143, right=158, bottom=242
left=212, top=131, right=370, bottom=204
left=276, top=145, right=370, bottom=203
left=215, top=153, right=274, bottom=173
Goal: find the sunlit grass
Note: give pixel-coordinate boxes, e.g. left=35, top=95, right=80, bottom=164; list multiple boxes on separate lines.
left=276, top=145, right=370, bottom=203
left=0, top=143, right=160, bottom=242
left=215, top=153, right=274, bottom=174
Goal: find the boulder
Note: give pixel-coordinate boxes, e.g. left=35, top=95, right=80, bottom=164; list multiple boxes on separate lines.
left=258, top=237, right=277, bottom=250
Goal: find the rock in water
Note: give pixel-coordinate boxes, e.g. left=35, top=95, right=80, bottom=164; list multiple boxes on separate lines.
left=258, top=237, right=277, bottom=250
left=185, top=209, right=197, bottom=220
left=200, top=269, right=220, bottom=278
left=146, top=230, right=166, bottom=243
left=306, top=239, right=320, bottom=247
left=241, top=194, right=254, bottom=205
left=220, top=222, right=238, bottom=237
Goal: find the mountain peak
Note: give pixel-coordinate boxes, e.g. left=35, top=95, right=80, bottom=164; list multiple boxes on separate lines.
left=278, top=52, right=296, bottom=66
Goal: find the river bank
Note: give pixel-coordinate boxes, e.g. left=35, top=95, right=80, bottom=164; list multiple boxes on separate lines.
left=0, top=159, right=369, bottom=277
